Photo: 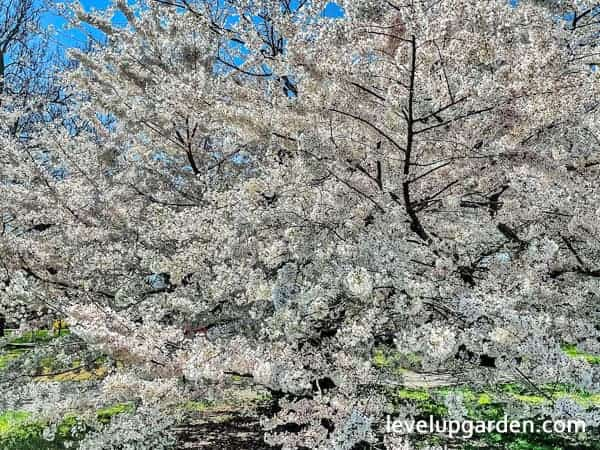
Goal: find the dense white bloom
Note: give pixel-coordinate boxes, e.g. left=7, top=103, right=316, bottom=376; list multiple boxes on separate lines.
left=427, top=326, right=457, bottom=361
left=490, top=327, right=518, bottom=345
left=345, top=267, right=373, bottom=298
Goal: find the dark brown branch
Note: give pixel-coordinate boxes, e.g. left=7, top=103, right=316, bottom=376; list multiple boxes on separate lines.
left=407, top=161, right=452, bottom=185
left=21, top=262, right=115, bottom=299
left=330, top=108, right=406, bottom=154
left=415, top=96, right=467, bottom=124
left=401, top=36, right=430, bottom=242
left=348, top=80, right=387, bottom=102
left=561, top=235, right=586, bottom=269
left=414, top=106, right=495, bottom=135
left=327, top=169, right=385, bottom=213
left=413, top=179, right=458, bottom=212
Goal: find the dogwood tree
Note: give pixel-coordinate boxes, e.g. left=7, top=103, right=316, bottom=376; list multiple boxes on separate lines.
left=3, top=0, right=600, bottom=448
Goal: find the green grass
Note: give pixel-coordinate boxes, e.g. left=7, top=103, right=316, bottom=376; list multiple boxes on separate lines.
left=395, top=388, right=430, bottom=401
left=561, top=344, right=600, bottom=365
left=183, top=400, right=214, bottom=412
left=1, top=328, right=108, bottom=382
left=2, top=338, right=599, bottom=449
left=97, top=403, right=135, bottom=423
left=477, top=392, right=492, bottom=405
left=0, top=403, right=132, bottom=450
left=385, top=379, right=600, bottom=448
left=181, top=389, right=273, bottom=416
left=8, top=330, right=64, bottom=344
left=0, top=350, right=24, bottom=369
left=372, top=348, right=421, bottom=373
left=389, top=383, right=600, bottom=449
left=511, top=394, right=549, bottom=405
left=372, top=346, right=600, bottom=411
left=0, top=411, right=57, bottom=450
left=0, top=411, right=32, bottom=435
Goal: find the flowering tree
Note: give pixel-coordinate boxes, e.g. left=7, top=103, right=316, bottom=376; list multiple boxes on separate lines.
left=2, top=0, right=600, bottom=448
left=0, top=0, right=72, bottom=338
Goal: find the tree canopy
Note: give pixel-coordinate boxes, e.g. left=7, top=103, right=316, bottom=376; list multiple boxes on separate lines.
left=2, top=0, right=600, bottom=448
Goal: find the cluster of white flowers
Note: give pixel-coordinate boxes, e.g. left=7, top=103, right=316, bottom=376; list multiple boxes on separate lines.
left=77, top=405, right=178, bottom=450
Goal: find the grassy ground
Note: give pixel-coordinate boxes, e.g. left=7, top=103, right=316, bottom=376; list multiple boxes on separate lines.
left=1, top=329, right=600, bottom=449
left=373, top=345, right=600, bottom=449
left=0, top=327, right=274, bottom=449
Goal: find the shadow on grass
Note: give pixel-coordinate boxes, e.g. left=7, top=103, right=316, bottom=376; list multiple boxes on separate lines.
left=174, top=411, right=277, bottom=449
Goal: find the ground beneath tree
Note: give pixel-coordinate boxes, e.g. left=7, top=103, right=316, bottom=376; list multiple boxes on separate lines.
left=174, top=411, right=278, bottom=449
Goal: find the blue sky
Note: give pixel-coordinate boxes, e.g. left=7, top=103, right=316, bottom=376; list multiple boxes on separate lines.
left=41, top=0, right=124, bottom=53
left=40, top=0, right=344, bottom=56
